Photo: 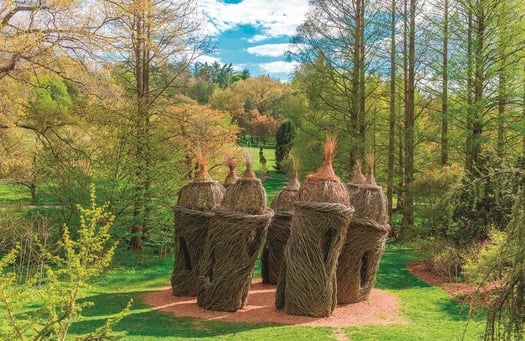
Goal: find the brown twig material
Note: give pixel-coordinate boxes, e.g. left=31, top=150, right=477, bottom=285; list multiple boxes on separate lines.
left=338, top=164, right=390, bottom=304
left=171, top=207, right=214, bottom=296
left=337, top=218, right=390, bottom=304
left=223, top=157, right=238, bottom=188
left=276, top=201, right=354, bottom=317
left=197, top=160, right=272, bottom=312
left=197, top=208, right=274, bottom=312
left=171, top=150, right=225, bottom=297
left=262, top=163, right=301, bottom=284
left=298, top=137, right=350, bottom=205
left=221, top=158, right=267, bottom=214
left=261, top=212, right=293, bottom=285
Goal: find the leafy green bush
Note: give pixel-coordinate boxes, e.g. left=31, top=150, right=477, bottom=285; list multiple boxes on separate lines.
left=410, top=164, right=463, bottom=240
left=412, top=238, right=481, bottom=282
left=0, top=185, right=129, bottom=340
left=436, top=153, right=523, bottom=246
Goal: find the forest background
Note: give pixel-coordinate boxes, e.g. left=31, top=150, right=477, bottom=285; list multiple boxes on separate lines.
left=0, top=0, right=524, bottom=339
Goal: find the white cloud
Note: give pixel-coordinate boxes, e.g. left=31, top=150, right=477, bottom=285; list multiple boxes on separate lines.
left=246, top=43, right=291, bottom=57
left=198, top=0, right=309, bottom=39
left=194, top=55, right=222, bottom=64
left=259, top=61, right=299, bottom=74
left=247, top=34, right=268, bottom=43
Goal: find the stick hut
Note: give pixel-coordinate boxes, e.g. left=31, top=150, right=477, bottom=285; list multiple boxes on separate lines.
left=276, top=137, right=354, bottom=317
left=171, top=151, right=225, bottom=296
left=197, top=159, right=273, bottom=312
left=337, top=158, right=390, bottom=304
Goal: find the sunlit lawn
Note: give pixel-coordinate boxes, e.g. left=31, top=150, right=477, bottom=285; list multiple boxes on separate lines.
left=67, top=244, right=485, bottom=340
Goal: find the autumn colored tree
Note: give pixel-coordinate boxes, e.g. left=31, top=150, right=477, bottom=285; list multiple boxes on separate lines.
left=233, top=75, right=292, bottom=119
left=0, top=0, right=106, bottom=81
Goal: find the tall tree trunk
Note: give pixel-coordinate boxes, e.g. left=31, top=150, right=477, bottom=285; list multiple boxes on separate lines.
left=441, top=0, right=449, bottom=166
left=130, top=2, right=153, bottom=250
left=402, top=0, right=416, bottom=231
left=387, top=0, right=397, bottom=220
left=349, top=0, right=366, bottom=168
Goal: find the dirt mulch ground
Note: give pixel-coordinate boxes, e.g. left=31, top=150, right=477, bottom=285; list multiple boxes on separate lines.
left=142, top=279, right=405, bottom=327
left=142, top=262, right=487, bottom=327
left=406, top=261, right=492, bottom=306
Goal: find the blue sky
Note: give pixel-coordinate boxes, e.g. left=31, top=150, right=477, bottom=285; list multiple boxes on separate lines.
left=197, top=0, right=310, bottom=81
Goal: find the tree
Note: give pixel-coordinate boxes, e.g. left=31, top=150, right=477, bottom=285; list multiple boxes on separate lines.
left=401, top=0, right=417, bottom=232
left=387, top=0, right=397, bottom=219
left=251, top=113, right=279, bottom=146
left=233, top=75, right=291, bottom=119
left=275, top=120, right=297, bottom=172
left=0, top=0, right=106, bottom=80
left=104, top=0, right=210, bottom=249
left=452, top=0, right=525, bottom=171
left=465, top=184, right=524, bottom=340
left=289, top=0, right=388, bottom=170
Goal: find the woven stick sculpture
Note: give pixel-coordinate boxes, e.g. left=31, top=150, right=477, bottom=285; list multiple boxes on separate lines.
left=262, top=167, right=300, bottom=284
left=338, top=156, right=391, bottom=304
left=276, top=137, right=354, bottom=317
left=172, top=149, right=225, bottom=296
left=198, top=158, right=273, bottom=312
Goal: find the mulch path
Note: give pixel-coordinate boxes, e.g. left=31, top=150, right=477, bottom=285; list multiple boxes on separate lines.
left=142, top=279, right=405, bottom=327
left=141, top=262, right=485, bottom=327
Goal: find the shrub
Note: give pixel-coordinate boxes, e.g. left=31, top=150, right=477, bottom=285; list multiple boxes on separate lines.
left=437, top=153, right=523, bottom=246
left=0, top=185, right=129, bottom=341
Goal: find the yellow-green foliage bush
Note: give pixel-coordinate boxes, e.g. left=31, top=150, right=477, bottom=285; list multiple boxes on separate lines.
left=0, top=185, right=129, bottom=341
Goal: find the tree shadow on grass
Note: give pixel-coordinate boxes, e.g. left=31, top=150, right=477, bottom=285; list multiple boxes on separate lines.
left=375, top=244, right=429, bottom=291
left=435, top=296, right=486, bottom=323
left=70, top=291, right=280, bottom=339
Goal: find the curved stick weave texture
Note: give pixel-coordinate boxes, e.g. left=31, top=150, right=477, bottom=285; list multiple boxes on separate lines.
left=276, top=201, right=354, bottom=317
left=197, top=208, right=273, bottom=312
left=171, top=206, right=215, bottom=296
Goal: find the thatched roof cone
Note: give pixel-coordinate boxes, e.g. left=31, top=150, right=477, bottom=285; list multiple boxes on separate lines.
left=223, top=157, right=238, bottom=188
left=351, top=160, right=368, bottom=184
left=366, top=155, right=377, bottom=186
left=347, top=160, right=367, bottom=198
left=270, top=170, right=301, bottom=213
left=298, top=137, right=350, bottom=205
left=177, top=150, right=225, bottom=211
left=222, top=158, right=267, bottom=214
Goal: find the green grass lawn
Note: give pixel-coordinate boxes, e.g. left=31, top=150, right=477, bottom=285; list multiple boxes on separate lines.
left=0, top=183, right=31, bottom=205
left=67, top=244, right=485, bottom=340
left=242, top=146, right=288, bottom=202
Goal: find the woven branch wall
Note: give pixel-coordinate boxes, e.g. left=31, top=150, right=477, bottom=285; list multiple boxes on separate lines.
left=275, top=201, right=354, bottom=317
left=171, top=181, right=224, bottom=297
left=337, top=218, right=390, bottom=304
left=197, top=209, right=273, bottom=312
left=262, top=212, right=292, bottom=284
left=262, top=179, right=300, bottom=284
left=337, top=183, right=390, bottom=304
